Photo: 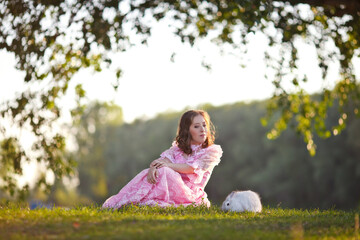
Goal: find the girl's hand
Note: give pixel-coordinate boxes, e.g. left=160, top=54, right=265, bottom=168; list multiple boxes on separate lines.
left=147, top=167, right=158, bottom=184
left=150, top=158, right=171, bottom=169
left=153, top=161, right=169, bottom=169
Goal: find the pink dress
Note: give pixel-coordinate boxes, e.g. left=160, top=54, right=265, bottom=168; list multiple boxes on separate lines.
left=102, top=143, right=222, bottom=208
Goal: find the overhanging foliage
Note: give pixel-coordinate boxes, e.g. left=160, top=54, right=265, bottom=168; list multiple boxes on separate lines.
left=0, top=0, right=359, bottom=198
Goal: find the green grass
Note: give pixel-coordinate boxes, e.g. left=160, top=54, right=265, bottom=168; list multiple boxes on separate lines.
left=0, top=203, right=359, bottom=240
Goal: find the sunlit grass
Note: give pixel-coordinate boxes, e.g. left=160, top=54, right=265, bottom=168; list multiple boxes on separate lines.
left=0, top=203, right=359, bottom=239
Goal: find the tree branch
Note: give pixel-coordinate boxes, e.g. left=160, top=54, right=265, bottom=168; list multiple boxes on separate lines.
left=283, top=0, right=360, bottom=16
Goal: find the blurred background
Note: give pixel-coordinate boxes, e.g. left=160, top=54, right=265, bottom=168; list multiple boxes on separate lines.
left=39, top=101, right=359, bottom=209
left=0, top=1, right=359, bottom=209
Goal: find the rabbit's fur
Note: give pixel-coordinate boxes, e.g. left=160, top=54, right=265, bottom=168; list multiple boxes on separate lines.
left=221, top=190, right=262, bottom=212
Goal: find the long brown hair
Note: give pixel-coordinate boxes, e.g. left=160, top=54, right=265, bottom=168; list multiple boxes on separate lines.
left=175, top=110, right=215, bottom=155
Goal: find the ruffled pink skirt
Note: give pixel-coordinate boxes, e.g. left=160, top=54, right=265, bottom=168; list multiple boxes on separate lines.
left=102, top=167, right=209, bottom=208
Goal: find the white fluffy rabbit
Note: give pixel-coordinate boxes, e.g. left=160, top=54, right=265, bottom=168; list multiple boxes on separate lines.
left=221, top=190, right=262, bottom=213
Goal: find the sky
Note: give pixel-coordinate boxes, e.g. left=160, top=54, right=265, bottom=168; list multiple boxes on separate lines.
left=0, top=19, right=336, bottom=124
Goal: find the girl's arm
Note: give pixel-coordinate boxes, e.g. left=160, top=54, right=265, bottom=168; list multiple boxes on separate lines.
left=150, top=158, right=171, bottom=168
left=164, top=163, right=194, bottom=174
left=153, top=161, right=194, bottom=174
left=147, top=161, right=194, bottom=184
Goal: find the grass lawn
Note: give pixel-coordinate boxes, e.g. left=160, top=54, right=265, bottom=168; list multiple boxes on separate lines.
left=0, top=203, right=359, bottom=239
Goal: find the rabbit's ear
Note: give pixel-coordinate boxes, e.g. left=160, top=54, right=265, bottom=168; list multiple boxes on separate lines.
left=229, top=191, right=236, bottom=198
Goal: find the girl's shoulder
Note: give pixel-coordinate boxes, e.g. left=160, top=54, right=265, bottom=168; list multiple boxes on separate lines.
left=205, top=144, right=223, bottom=157
left=191, top=144, right=223, bottom=159
left=207, top=144, right=222, bottom=151
left=171, top=142, right=223, bottom=159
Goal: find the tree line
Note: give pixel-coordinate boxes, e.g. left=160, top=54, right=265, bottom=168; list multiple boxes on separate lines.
left=56, top=100, right=360, bottom=209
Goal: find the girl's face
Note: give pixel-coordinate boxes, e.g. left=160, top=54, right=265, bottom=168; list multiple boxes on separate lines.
left=189, top=114, right=207, bottom=145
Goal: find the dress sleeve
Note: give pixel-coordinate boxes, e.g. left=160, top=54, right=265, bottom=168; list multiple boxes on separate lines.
left=196, top=145, right=222, bottom=172
left=186, top=145, right=223, bottom=185
left=159, top=142, right=178, bottom=163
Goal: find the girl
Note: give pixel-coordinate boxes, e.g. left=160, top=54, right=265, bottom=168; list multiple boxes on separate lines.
left=102, top=110, right=222, bottom=208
